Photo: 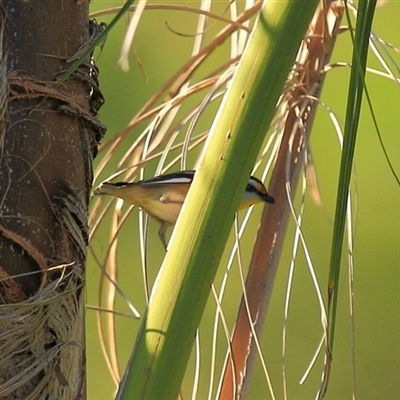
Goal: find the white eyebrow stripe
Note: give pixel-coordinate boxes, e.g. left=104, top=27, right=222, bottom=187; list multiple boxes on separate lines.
left=248, top=177, right=261, bottom=185
left=142, top=176, right=193, bottom=185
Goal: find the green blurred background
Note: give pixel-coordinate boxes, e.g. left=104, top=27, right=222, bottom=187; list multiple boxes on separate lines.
left=87, top=2, right=400, bottom=399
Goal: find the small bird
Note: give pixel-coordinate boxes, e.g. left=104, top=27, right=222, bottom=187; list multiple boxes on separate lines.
left=94, top=170, right=274, bottom=249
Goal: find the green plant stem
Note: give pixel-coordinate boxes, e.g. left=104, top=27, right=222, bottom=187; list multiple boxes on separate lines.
left=328, top=0, right=377, bottom=351
left=117, top=2, right=318, bottom=399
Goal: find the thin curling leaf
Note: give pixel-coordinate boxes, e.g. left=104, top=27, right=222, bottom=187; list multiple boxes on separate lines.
left=57, top=0, right=137, bottom=85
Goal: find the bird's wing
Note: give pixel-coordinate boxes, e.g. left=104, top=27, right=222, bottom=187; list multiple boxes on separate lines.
left=159, top=184, right=190, bottom=204
left=139, top=170, right=195, bottom=186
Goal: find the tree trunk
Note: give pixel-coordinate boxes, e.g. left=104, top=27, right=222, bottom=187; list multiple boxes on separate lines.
left=0, top=1, right=104, bottom=398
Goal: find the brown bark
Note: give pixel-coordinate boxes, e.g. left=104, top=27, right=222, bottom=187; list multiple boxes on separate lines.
left=0, top=1, right=104, bottom=398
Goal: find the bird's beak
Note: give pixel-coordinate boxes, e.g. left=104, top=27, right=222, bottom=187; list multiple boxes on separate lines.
left=262, top=193, right=275, bottom=204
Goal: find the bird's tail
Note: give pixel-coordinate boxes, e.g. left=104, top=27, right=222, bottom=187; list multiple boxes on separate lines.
left=93, top=181, right=132, bottom=196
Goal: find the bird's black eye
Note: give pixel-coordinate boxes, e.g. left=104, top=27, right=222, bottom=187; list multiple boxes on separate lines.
left=248, top=178, right=269, bottom=195
left=246, top=183, right=257, bottom=193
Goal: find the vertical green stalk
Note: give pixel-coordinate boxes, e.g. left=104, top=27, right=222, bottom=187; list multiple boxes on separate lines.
left=328, top=0, right=377, bottom=350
